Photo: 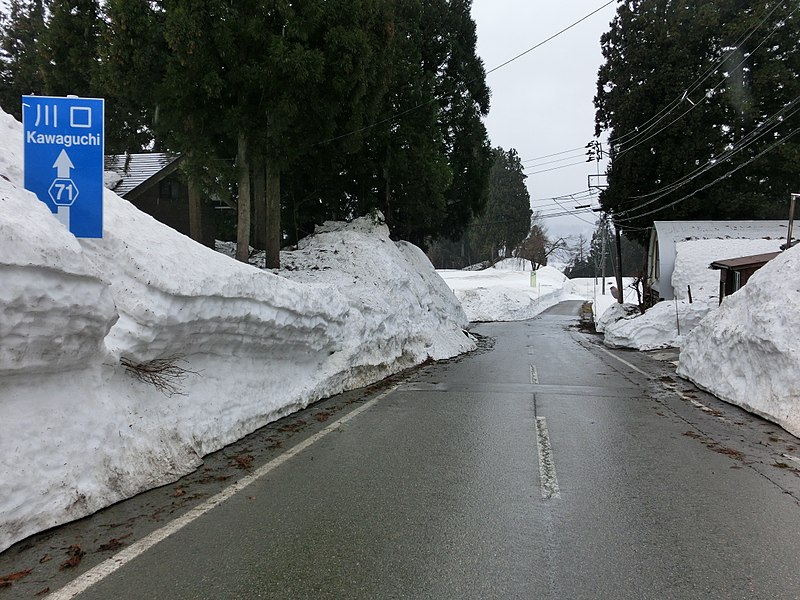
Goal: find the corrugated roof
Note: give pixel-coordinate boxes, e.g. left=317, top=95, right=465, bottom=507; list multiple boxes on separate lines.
left=104, top=153, right=181, bottom=197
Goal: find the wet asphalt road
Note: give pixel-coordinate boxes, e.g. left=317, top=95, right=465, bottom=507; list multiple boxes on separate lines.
left=4, top=301, right=800, bottom=599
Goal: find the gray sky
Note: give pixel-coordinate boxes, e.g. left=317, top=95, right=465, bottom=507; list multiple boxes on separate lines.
left=470, top=1, right=616, bottom=242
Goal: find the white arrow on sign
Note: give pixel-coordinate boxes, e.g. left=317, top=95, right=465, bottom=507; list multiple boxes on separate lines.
left=53, top=149, right=74, bottom=178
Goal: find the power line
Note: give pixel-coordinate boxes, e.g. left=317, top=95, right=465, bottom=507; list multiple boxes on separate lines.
left=618, top=123, right=800, bottom=222
left=609, top=0, right=793, bottom=154
left=521, top=153, right=588, bottom=169
left=521, top=146, right=587, bottom=163
left=531, top=189, right=598, bottom=202
left=524, top=160, right=589, bottom=175
left=616, top=95, right=800, bottom=217
left=532, top=194, right=599, bottom=211
left=312, top=1, right=616, bottom=149
left=614, top=3, right=798, bottom=160
left=539, top=209, right=597, bottom=220
left=485, top=1, right=615, bottom=77
left=550, top=197, right=598, bottom=225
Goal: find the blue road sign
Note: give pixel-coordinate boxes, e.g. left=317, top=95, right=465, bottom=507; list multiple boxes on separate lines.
left=22, top=95, right=104, bottom=238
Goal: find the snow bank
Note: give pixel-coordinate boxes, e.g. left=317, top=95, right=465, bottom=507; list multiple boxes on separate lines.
left=595, top=302, right=641, bottom=335
left=279, top=216, right=474, bottom=385
left=438, top=264, right=570, bottom=321
left=603, top=300, right=714, bottom=351
left=678, top=246, right=800, bottom=437
left=0, top=108, right=473, bottom=552
left=491, top=257, right=534, bottom=271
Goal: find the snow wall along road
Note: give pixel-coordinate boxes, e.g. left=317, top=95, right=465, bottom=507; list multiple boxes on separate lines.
left=0, top=108, right=474, bottom=553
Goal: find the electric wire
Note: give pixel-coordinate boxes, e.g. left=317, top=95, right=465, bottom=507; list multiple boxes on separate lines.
left=617, top=123, right=800, bottom=222
left=484, top=1, right=615, bottom=78
left=524, top=160, right=589, bottom=175
left=609, top=0, right=793, bottom=153
left=531, top=188, right=597, bottom=202
left=621, top=93, right=800, bottom=205
left=311, top=1, right=616, bottom=148
left=521, top=153, right=588, bottom=169
left=616, top=96, right=800, bottom=217
left=550, top=197, right=598, bottom=225
left=613, top=2, right=799, bottom=160
left=521, top=146, right=587, bottom=163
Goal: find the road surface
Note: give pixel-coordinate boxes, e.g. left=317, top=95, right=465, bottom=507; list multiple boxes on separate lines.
left=3, top=301, right=800, bottom=599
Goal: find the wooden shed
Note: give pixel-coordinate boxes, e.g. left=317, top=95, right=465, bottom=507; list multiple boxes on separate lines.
left=710, top=252, right=781, bottom=304
left=104, top=153, right=218, bottom=247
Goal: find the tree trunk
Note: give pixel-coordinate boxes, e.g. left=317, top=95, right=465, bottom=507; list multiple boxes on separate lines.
left=236, top=131, right=251, bottom=263
left=187, top=175, right=203, bottom=245
left=383, top=155, right=391, bottom=228
left=265, top=157, right=281, bottom=269
left=252, top=153, right=266, bottom=250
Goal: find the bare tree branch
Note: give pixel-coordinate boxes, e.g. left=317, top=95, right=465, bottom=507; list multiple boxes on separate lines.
left=120, top=355, right=200, bottom=397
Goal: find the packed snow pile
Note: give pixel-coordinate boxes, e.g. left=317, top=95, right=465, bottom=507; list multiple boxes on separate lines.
left=677, top=246, right=800, bottom=437
left=491, top=257, right=534, bottom=271
left=438, top=262, right=571, bottom=321
left=278, top=216, right=475, bottom=385
left=0, top=108, right=473, bottom=553
left=595, top=302, right=640, bottom=335
left=603, top=300, right=714, bottom=351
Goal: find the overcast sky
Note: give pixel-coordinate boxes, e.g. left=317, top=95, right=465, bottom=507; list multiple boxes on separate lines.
left=470, top=1, right=617, bottom=241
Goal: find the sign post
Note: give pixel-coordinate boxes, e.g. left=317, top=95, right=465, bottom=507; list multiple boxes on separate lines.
left=22, top=95, right=104, bottom=238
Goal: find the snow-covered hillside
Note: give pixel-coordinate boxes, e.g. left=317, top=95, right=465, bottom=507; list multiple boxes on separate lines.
left=0, top=108, right=473, bottom=553
left=438, top=263, right=573, bottom=321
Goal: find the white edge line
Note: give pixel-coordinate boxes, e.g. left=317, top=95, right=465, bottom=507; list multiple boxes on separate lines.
left=535, top=416, right=561, bottom=500
left=592, top=343, right=652, bottom=379
left=49, top=385, right=397, bottom=600
left=664, top=383, right=733, bottom=424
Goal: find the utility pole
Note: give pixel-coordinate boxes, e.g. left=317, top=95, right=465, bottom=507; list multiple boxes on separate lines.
left=787, top=193, right=799, bottom=250
left=615, top=221, right=624, bottom=305
left=600, top=216, right=607, bottom=294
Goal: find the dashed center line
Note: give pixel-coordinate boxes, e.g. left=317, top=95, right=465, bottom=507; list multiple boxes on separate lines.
left=530, top=364, right=539, bottom=384
left=535, top=416, right=561, bottom=500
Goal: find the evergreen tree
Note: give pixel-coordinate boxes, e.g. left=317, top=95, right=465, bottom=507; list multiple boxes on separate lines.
left=284, top=0, right=491, bottom=250
left=468, top=147, right=532, bottom=263
left=99, top=0, right=168, bottom=153
left=367, top=0, right=491, bottom=248
left=0, top=0, right=46, bottom=119
left=595, top=0, right=800, bottom=243
left=40, top=0, right=102, bottom=97
left=0, top=0, right=492, bottom=257
left=434, top=0, right=493, bottom=241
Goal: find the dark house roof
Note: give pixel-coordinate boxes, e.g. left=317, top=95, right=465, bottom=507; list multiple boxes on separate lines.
left=710, top=252, right=781, bottom=271
left=104, top=153, right=182, bottom=199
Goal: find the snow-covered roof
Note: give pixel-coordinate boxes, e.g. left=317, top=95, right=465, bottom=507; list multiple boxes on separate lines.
left=104, top=153, right=182, bottom=198
left=653, top=220, right=789, bottom=243
left=648, top=220, right=790, bottom=300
